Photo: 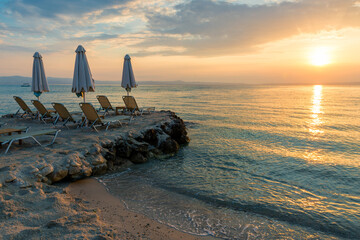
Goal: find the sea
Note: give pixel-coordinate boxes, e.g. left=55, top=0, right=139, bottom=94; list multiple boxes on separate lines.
left=1, top=84, right=359, bottom=239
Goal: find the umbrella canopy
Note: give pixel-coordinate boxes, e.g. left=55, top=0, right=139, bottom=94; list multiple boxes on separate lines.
left=121, top=54, right=137, bottom=95
left=72, top=45, right=95, bottom=102
left=32, top=52, right=49, bottom=99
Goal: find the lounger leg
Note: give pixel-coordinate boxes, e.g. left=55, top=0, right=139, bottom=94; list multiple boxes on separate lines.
left=62, top=118, right=70, bottom=128
left=92, top=125, right=99, bottom=132
left=15, top=108, right=20, bottom=116
left=30, top=136, right=42, bottom=146
left=53, top=115, right=60, bottom=125
left=45, top=130, right=60, bottom=146
left=4, top=140, right=15, bottom=154
left=80, top=117, right=87, bottom=128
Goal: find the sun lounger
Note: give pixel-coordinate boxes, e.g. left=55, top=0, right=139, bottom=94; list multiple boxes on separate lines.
left=13, top=96, right=36, bottom=118
left=122, top=96, right=155, bottom=115
left=31, top=100, right=57, bottom=123
left=79, top=103, right=131, bottom=132
left=96, top=95, right=116, bottom=114
left=0, top=129, right=60, bottom=154
left=51, top=103, right=82, bottom=128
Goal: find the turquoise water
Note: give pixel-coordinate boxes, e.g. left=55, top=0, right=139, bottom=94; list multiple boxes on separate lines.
left=1, top=84, right=360, bottom=239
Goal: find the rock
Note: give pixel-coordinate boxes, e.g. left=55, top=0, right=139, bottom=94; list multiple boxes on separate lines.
left=82, top=166, right=92, bottom=177
left=91, top=155, right=106, bottom=166
left=101, top=139, right=113, bottom=149
left=19, top=180, right=32, bottom=188
left=130, top=152, right=147, bottom=164
left=128, top=138, right=149, bottom=153
left=69, top=165, right=82, bottom=175
left=112, top=156, right=128, bottom=166
left=162, top=118, right=190, bottom=144
left=102, top=148, right=115, bottom=161
left=92, top=163, right=107, bottom=175
left=89, top=144, right=101, bottom=155
left=5, top=173, right=16, bottom=183
left=40, top=165, right=54, bottom=176
left=31, top=168, right=39, bottom=174
left=114, top=141, right=132, bottom=158
left=48, top=167, right=68, bottom=182
left=159, top=138, right=180, bottom=154
left=142, top=128, right=159, bottom=146
left=46, top=220, right=62, bottom=228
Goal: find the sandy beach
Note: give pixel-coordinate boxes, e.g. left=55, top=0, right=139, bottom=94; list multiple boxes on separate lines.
left=0, top=111, right=214, bottom=239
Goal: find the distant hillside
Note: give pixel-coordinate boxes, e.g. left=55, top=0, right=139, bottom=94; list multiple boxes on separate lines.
left=0, top=76, right=72, bottom=85
left=0, top=76, right=206, bottom=86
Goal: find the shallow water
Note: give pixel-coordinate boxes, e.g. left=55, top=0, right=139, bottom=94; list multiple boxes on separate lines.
left=1, top=84, right=360, bottom=239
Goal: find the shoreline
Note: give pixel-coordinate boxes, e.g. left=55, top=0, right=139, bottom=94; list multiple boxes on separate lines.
left=0, top=111, right=202, bottom=239
left=67, top=177, right=217, bottom=240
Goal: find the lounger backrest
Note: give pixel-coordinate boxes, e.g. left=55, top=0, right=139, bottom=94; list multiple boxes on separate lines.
left=122, top=96, right=139, bottom=111
left=52, top=103, right=73, bottom=122
left=97, top=95, right=112, bottom=110
left=79, top=103, right=102, bottom=123
left=31, top=100, right=49, bottom=116
left=13, top=96, right=32, bottom=113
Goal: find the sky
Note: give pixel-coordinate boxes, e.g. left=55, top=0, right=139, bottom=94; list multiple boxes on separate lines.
left=0, top=0, right=360, bottom=84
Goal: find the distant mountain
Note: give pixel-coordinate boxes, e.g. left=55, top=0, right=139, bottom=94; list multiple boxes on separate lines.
left=0, top=76, right=72, bottom=85
left=0, top=76, right=216, bottom=86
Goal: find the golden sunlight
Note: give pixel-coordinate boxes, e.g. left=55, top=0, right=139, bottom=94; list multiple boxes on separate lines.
left=309, top=47, right=332, bottom=66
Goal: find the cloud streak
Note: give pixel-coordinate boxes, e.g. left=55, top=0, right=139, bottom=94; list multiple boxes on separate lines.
left=140, top=0, right=360, bottom=56
left=5, top=0, right=129, bottom=18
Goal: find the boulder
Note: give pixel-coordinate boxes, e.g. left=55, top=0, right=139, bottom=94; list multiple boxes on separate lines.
left=40, top=165, right=54, bottom=177
left=114, top=141, right=132, bottom=158
left=92, top=163, right=107, bottom=175
left=48, top=167, right=68, bottom=182
left=130, top=152, right=148, bottom=164
left=142, top=128, right=159, bottom=146
left=90, top=155, right=106, bottom=166
left=159, top=137, right=180, bottom=154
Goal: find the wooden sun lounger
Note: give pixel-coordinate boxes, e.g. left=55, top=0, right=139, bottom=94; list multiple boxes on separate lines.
left=13, top=96, right=36, bottom=118
left=79, top=103, right=131, bottom=132
left=0, top=129, right=61, bottom=154
left=52, top=103, right=82, bottom=128
left=122, top=96, right=155, bottom=116
left=96, top=95, right=126, bottom=115
left=31, top=100, right=56, bottom=123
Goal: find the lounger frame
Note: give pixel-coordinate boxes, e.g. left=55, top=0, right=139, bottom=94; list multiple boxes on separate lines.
left=79, top=103, right=131, bottom=132
left=0, top=129, right=60, bottom=154
left=122, top=96, right=155, bottom=116
left=13, top=96, right=35, bottom=118
left=52, top=103, right=82, bottom=128
left=31, top=100, right=56, bottom=123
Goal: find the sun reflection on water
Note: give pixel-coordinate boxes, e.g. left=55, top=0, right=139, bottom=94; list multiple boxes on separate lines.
left=309, top=85, right=323, bottom=136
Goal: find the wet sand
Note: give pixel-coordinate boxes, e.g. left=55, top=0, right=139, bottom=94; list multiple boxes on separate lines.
left=68, top=178, right=216, bottom=240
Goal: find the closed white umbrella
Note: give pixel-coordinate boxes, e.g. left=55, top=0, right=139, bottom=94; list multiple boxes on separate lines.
left=32, top=52, right=49, bottom=100
left=121, top=54, right=137, bottom=96
left=72, top=45, right=95, bottom=102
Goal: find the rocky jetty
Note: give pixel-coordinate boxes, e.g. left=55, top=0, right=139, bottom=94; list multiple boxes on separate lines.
left=0, top=111, right=190, bottom=186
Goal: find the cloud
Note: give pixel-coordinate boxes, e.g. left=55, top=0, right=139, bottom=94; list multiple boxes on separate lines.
left=139, top=0, right=360, bottom=56
left=5, top=0, right=129, bottom=18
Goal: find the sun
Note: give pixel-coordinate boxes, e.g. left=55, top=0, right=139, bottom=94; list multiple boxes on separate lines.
left=309, top=47, right=332, bottom=67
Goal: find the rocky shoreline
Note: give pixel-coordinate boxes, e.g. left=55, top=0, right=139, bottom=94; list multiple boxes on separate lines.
left=0, top=111, right=205, bottom=239
left=0, top=111, right=190, bottom=186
